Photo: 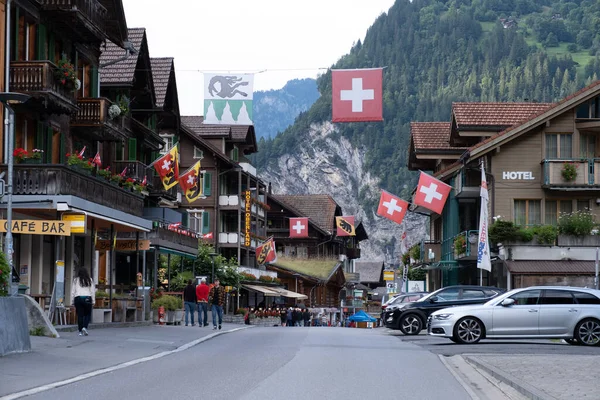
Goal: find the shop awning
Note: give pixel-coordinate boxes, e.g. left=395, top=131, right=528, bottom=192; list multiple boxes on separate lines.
left=242, top=285, right=280, bottom=297
left=149, top=246, right=196, bottom=259
left=272, top=288, right=308, bottom=300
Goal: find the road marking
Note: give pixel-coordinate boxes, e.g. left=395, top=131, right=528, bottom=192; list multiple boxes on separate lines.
left=126, top=338, right=175, bottom=345
left=0, top=326, right=250, bottom=400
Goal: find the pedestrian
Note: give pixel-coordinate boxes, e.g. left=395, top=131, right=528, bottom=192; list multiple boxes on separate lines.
left=183, top=279, right=197, bottom=326
left=280, top=307, right=287, bottom=326
left=196, top=279, right=209, bottom=327
left=303, top=308, right=310, bottom=327
left=71, top=267, right=95, bottom=336
left=208, top=278, right=225, bottom=330
left=294, top=308, right=302, bottom=326
left=287, top=307, right=293, bottom=327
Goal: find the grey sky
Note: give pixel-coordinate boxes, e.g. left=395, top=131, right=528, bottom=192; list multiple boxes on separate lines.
left=122, top=0, right=396, bottom=115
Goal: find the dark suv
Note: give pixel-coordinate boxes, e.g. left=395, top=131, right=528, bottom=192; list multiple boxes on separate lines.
left=384, top=285, right=504, bottom=335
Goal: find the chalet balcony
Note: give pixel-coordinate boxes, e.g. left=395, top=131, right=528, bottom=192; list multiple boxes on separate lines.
left=442, top=230, right=479, bottom=262
left=148, top=175, right=179, bottom=202
left=71, top=98, right=131, bottom=141
left=147, top=225, right=199, bottom=253
left=10, top=61, right=77, bottom=113
left=39, top=0, right=107, bottom=42
left=113, top=160, right=152, bottom=184
left=542, top=159, right=599, bottom=189
left=454, top=168, right=481, bottom=198
left=218, top=232, right=257, bottom=249
left=1, top=164, right=143, bottom=216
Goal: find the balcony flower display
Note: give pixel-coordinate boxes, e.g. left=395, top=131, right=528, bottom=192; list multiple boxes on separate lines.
left=66, top=151, right=85, bottom=167
left=122, top=177, right=135, bottom=189
left=110, top=174, right=123, bottom=185
left=118, top=96, right=130, bottom=115
left=453, top=235, right=466, bottom=255
left=108, top=104, right=121, bottom=120
left=561, top=162, right=577, bottom=182
left=54, top=58, right=78, bottom=92
left=97, top=167, right=112, bottom=180
left=14, top=148, right=44, bottom=163
left=133, top=180, right=147, bottom=194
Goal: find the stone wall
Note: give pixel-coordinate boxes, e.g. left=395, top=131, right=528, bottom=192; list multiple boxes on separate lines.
left=0, top=297, right=32, bottom=355
left=22, top=294, right=59, bottom=338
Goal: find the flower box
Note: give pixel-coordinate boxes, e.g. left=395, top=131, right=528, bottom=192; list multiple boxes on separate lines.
left=557, top=234, right=600, bottom=247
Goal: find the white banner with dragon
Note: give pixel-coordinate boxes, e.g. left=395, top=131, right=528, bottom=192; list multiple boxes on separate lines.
left=203, top=73, right=254, bottom=125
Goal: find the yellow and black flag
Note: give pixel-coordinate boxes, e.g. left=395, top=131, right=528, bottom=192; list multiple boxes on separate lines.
left=256, top=237, right=277, bottom=265
left=178, top=161, right=203, bottom=203
left=153, top=145, right=179, bottom=190
left=336, top=216, right=356, bottom=237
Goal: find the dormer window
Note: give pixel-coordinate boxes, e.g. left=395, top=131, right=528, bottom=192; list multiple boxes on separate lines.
left=193, top=146, right=204, bottom=160
left=160, top=134, right=174, bottom=155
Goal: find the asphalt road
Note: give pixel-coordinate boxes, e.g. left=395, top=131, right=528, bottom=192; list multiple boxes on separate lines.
left=23, top=327, right=471, bottom=400
left=386, top=329, right=600, bottom=356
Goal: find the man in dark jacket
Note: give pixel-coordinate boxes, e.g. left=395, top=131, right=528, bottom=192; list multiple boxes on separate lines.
left=303, top=309, right=311, bottom=327
left=208, top=279, right=225, bottom=330
left=183, top=279, right=197, bottom=326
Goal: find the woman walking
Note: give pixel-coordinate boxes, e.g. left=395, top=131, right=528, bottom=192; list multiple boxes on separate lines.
left=71, top=268, right=95, bottom=336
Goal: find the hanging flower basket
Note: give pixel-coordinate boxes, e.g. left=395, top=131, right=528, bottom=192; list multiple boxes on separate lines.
left=561, top=162, right=577, bottom=182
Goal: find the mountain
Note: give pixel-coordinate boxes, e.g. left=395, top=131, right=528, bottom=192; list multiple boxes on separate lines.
left=252, top=78, right=320, bottom=140
left=253, top=0, right=600, bottom=262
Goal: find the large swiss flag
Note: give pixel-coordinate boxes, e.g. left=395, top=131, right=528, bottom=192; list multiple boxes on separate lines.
left=289, top=217, right=309, bottom=238
left=332, top=68, right=383, bottom=122
left=377, top=190, right=409, bottom=225
left=413, top=172, right=452, bottom=215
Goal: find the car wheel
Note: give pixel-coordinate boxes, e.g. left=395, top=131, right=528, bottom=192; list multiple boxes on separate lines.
left=449, top=337, right=461, bottom=344
left=453, top=317, right=483, bottom=344
left=399, top=314, right=422, bottom=335
left=575, top=318, right=600, bottom=346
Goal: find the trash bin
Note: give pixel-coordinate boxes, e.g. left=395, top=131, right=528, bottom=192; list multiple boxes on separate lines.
left=18, top=285, right=29, bottom=294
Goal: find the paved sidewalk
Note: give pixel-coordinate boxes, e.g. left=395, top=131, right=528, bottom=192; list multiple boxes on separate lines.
left=464, top=354, right=600, bottom=400
left=0, top=323, right=244, bottom=397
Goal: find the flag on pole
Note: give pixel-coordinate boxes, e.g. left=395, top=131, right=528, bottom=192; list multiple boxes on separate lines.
left=178, top=161, right=203, bottom=202
left=256, top=237, right=277, bottom=265
left=119, top=167, right=127, bottom=177
left=78, top=146, right=86, bottom=157
left=152, top=145, right=179, bottom=190
left=92, top=152, right=101, bottom=167
left=335, top=216, right=356, bottom=236
left=141, top=175, right=147, bottom=186
left=332, top=68, right=383, bottom=122
left=477, top=164, right=492, bottom=272
left=203, top=73, right=254, bottom=125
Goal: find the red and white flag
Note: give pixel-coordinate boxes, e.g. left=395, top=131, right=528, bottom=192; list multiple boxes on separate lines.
left=92, top=152, right=101, bottom=167
left=119, top=167, right=127, bottom=177
left=141, top=175, right=147, bottom=185
left=78, top=146, right=86, bottom=157
left=289, top=217, right=309, bottom=238
left=332, top=68, right=383, bottom=122
left=413, top=172, right=452, bottom=215
left=377, top=190, right=408, bottom=225
left=202, top=232, right=213, bottom=240
left=256, top=237, right=277, bottom=265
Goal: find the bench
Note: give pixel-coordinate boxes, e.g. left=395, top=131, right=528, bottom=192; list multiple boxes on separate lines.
left=92, top=308, right=112, bottom=323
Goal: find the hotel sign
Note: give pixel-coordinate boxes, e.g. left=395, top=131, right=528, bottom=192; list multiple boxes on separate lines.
left=0, top=220, right=70, bottom=236
left=245, top=190, right=251, bottom=247
left=502, top=171, right=535, bottom=180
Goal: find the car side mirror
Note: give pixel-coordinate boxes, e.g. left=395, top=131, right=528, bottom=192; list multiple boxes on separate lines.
left=501, top=298, right=515, bottom=307
left=429, top=296, right=439, bottom=303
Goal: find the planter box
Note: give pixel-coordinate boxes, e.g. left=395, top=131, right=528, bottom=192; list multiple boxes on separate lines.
left=557, top=235, right=600, bottom=247
left=250, top=316, right=280, bottom=327
left=223, top=314, right=245, bottom=324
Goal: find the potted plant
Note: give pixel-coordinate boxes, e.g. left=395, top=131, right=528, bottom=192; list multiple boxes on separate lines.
left=94, top=291, right=109, bottom=308
left=110, top=174, right=123, bottom=186
left=561, top=162, right=577, bottom=182
left=14, top=148, right=44, bottom=164
left=108, top=104, right=122, bottom=120
left=118, top=95, right=130, bottom=115
left=97, top=167, right=112, bottom=180
left=54, top=57, right=79, bottom=92
left=66, top=151, right=85, bottom=170
left=122, top=177, right=135, bottom=190
left=453, top=235, right=466, bottom=257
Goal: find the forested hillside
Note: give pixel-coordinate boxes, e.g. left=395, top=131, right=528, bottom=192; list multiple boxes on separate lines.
left=254, top=0, right=600, bottom=209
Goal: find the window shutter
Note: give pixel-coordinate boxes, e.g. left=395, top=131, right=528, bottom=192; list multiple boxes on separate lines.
left=36, top=24, right=47, bottom=59
left=48, top=32, right=55, bottom=63
left=181, top=213, right=189, bottom=228
left=90, top=66, right=99, bottom=97
left=202, top=211, right=210, bottom=234
left=128, top=138, right=137, bottom=160
left=203, top=172, right=212, bottom=196
left=116, top=141, right=123, bottom=160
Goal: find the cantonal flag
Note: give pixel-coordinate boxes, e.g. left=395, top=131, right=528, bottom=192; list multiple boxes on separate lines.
left=203, top=73, right=254, bottom=125
left=178, top=161, right=202, bottom=203
left=335, top=216, right=356, bottom=237
left=153, top=145, right=179, bottom=190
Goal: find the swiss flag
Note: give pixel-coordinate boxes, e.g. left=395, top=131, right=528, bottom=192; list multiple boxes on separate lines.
left=377, top=190, right=408, bottom=225
left=413, top=172, right=452, bottom=215
left=289, top=217, right=309, bottom=238
left=332, top=68, right=383, bottom=122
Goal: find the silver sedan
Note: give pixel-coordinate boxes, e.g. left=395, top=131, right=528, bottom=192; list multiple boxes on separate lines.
left=427, top=286, right=600, bottom=346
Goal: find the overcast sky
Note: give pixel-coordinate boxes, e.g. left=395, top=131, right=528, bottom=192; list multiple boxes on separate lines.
left=122, top=0, right=396, bottom=116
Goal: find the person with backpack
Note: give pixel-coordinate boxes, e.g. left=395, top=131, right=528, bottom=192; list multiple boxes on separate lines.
left=208, top=279, right=225, bottom=330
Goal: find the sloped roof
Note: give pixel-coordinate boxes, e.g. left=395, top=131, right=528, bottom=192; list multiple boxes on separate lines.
left=100, top=28, right=146, bottom=85
left=268, top=195, right=329, bottom=236
left=411, top=122, right=453, bottom=149
left=181, top=116, right=231, bottom=137
left=452, top=102, right=553, bottom=127
left=270, top=257, right=343, bottom=281
left=354, top=261, right=384, bottom=283
left=98, top=0, right=128, bottom=48
left=150, top=58, right=173, bottom=108
left=272, top=195, right=340, bottom=233
left=506, top=260, right=596, bottom=274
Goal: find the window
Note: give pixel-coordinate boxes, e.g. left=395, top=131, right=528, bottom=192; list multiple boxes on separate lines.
left=160, top=135, right=174, bottom=155
left=193, top=146, right=204, bottom=160
left=461, top=289, right=486, bottom=299
left=573, top=292, right=600, bottom=305
left=188, top=212, right=202, bottom=233
left=577, top=200, right=590, bottom=211
left=540, top=290, right=575, bottom=305
left=514, top=200, right=541, bottom=226
left=545, top=200, right=572, bottom=225
left=545, top=134, right=572, bottom=159
left=509, top=289, right=540, bottom=305
left=230, top=146, right=239, bottom=162
left=435, top=288, right=460, bottom=301
left=580, top=134, right=596, bottom=159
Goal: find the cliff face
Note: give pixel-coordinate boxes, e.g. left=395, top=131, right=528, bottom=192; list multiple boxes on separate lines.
left=262, top=121, right=427, bottom=262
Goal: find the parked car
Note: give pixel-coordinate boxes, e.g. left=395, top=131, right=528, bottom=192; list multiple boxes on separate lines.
left=427, top=286, right=600, bottom=346
left=380, top=292, right=428, bottom=321
left=384, top=285, right=504, bottom=335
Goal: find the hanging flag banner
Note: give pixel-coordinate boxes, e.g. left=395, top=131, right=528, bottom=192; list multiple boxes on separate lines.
left=336, top=216, right=356, bottom=237
left=153, top=145, right=179, bottom=190
left=332, top=68, right=383, bottom=123
left=203, top=73, right=254, bottom=125
left=92, top=152, right=101, bottom=167
left=377, top=190, right=408, bottom=225
left=256, top=237, right=277, bottom=265
left=178, top=161, right=203, bottom=203
left=413, top=172, right=452, bottom=215
left=477, top=164, right=492, bottom=272
left=289, top=217, right=309, bottom=238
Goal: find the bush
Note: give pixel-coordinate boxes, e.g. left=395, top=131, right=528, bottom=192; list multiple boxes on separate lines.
left=558, top=211, right=595, bottom=237
left=95, top=291, right=109, bottom=298
left=151, top=295, right=182, bottom=311
left=409, top=244, right=421, bottom=261
left=258, top=275, right=274, bottom=283
left=533, top=225, right=558, bottom=245
left=240, top=272, right=257, bottom=281
left=518, top=228, right=534, bottom=242
left=489, top=220, right=521, bottom=245
left=407, top=267, right=426, bottom=281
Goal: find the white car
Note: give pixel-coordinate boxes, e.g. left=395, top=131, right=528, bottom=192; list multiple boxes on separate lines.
left=427, top=286, right=600, bottom=346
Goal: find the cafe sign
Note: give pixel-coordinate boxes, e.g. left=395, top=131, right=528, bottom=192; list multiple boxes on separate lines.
left=95, top=239, right=151, bottom=251
left=0, top=220, right=70, bottom=236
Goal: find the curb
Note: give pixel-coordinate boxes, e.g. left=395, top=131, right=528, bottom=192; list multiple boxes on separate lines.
left=54, top=321, right=153, bottom=332
left=1, top=326, right=251, bottom=400
left=465, top=356, right=558, bottom=400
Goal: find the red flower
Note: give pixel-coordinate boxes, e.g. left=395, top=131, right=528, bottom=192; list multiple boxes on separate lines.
left=126, top=178, right=134, bottom=183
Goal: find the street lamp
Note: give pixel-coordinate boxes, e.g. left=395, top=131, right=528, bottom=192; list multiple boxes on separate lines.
left=208, top=252, right=218, bottom=284
left=0, top=93, right=30, bottom=296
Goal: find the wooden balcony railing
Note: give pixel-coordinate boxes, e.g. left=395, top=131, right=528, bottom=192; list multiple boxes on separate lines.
left=72, top=97, right=110, bottom=126
left=10, top=61, right=76, bottom=107
left=147, top=226, right=199, bottom=252
left=39, top=0, right=107, bottom=33
left=1, top=165, right=144, bottom=216
left=113, top=160, right=152, bottom=184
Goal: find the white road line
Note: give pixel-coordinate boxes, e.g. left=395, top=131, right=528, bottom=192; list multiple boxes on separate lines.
left=0, top=326, right=250, bottom=400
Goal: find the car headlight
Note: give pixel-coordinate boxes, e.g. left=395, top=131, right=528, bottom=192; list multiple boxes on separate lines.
left=433, top=313, right=453, bottom=320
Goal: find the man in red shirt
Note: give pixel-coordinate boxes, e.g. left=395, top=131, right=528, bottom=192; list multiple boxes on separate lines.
left=196, top=279, right=210, bottom=327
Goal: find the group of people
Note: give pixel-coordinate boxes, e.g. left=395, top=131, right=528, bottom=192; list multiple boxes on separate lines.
left=183, top=278, right=225, bottom=330
left=281, top=307, right=311, bottom=327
